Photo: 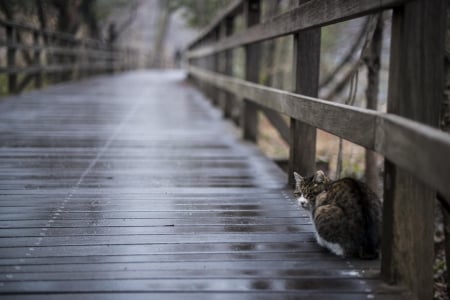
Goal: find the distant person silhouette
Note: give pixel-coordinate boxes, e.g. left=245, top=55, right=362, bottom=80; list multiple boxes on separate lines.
left=174, top=49, right=182, bottom=68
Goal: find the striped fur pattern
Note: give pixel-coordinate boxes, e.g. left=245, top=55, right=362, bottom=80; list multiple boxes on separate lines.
left=294, top=170, right=382, bottom=259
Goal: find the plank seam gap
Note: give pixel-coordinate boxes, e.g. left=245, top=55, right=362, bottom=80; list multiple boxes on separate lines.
left=3, top=96, right=145, bottom=282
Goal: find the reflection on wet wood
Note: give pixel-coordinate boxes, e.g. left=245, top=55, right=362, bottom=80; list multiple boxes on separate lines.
left=0, top=71, right=409, bottom=299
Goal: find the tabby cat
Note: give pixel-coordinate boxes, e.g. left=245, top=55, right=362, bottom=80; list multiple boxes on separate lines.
left=293, top=170, right=382, bottom=259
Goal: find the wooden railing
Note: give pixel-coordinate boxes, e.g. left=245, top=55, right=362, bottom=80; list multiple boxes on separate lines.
left=186, top=0, right=449, bottom=299
left=0, top=19, right=142, bottom=95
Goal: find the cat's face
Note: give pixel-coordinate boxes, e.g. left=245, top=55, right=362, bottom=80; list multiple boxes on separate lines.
left=293, top=170, right=329, bottom=210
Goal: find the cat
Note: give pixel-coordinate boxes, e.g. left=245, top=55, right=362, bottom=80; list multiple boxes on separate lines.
left=293, top=170, right=382, bottom=259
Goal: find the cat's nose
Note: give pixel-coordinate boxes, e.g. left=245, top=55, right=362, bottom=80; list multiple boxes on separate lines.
left=298, top=195, right=308, bottom=208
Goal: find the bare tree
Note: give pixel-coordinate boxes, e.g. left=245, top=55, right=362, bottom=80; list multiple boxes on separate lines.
left=106, top=1, right=140, bottom=46
left=152, top=0, right=172, bottom=67
left=320, top=18, right=370, bottom=90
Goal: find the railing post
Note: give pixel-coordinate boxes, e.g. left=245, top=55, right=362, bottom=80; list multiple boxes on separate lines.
left=223, top=16, right=235, bottom=120
left=124, top=48, right=128, bottom=70
left=45, top=33, right=54, bottom=83
left=200, top=38, right=209, bottom=96
left=288, top=0, right=320, bottom=185
left=127, top=47, right=132, bottom=70
left=212, top=28, right=221, bottom=106
left=74, top=39, right=82, bottom=80
left=6, top=24, right=17, bottom=94
left=242, top=0, right=261, bottom=142
left=111, top=45, right=117, bottom=73
left=217, top=22, right=226, bottom=112
left=61, top=37, right=70, bottom=82
left=73, top=40, right=78, bottom=79
left=33, top=31, right=42, bottom=89
left=80, top=40, right=87, bottom=79
left=122, top=47, right=127, bottom=71
left=110, top=46, right=115, bottom=74
left=381, top=1, right=446, bottom=299
left=67, top=40, right=77, bottom=80
left=206, top=34, right=216, bottom=104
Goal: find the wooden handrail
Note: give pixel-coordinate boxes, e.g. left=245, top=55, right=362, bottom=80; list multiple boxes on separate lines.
left=186, top=0, right=449, bottom=299
left=186, top=0, right=412, bottom=58
left=0, top=19, right=103, bottom=44
left=0, top=19, right=142, bottom=94
left=187, top=0, right=243, bottom=50
left=188, top=65, right=450, bottom=203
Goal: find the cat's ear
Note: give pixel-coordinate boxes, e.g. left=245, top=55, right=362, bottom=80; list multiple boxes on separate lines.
left=293, top=172, right=303, bottom=184
left=313, top=170, right=326, bottom=183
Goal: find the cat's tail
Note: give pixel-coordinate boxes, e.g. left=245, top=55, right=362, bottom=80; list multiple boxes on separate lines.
left=355, top=181, right=382, bottom=260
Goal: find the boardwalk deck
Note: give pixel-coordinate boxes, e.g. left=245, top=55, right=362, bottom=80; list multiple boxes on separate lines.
left=0, top=71, right=408, bottom=299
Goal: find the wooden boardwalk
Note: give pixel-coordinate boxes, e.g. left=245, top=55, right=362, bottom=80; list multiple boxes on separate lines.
left=0, top=71, right=408, bottom=299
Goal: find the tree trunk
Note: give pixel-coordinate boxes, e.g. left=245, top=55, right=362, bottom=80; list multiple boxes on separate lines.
left=80, top=0, right=100, bottom=39
left=0, top=1, right=13, bottom=19
left=36, top=0, right=48, bottom=31
left=152, top=0, right=171, bottom=68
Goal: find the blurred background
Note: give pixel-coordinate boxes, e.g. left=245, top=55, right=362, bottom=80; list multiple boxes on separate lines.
left=1, top=1, right=449, bottom=298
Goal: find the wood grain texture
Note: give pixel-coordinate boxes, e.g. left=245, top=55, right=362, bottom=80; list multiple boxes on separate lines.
left=380, top=1, right=447, bottom=299
left=376, top=115, right=450, bottom=202
left=33, top=31, right=42, bottom=89
left=288, top=12, right=320, bottom=186
left=242, top=0, right=261, bottom=142
left=188, top=66, right=379, bottom=149
left=223, top=16, right=235, bottom=119
left=0, top=21, right=136, bottom=91
left=0, top=70, right=411, bottom=299
left=186, top=0, right=449, bottom=298
left=6, top=25, right=17, bottom=94
left=186, top=0, right=243, bottom=49
left=186, top=0, right=412, bottom=59
left=187, top=66, right=450, bottom=206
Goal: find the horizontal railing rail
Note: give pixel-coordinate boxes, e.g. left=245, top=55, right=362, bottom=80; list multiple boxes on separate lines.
left=186, top=0, right=449, bottom=299
left=0, top=19, right=143, bottom=94
left=188, top=65, right=450, bottom=203
left=186, top=0, right=412, bottom=58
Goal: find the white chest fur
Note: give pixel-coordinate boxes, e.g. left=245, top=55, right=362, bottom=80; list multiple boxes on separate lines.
left=297, top=196, right=344, bottom=257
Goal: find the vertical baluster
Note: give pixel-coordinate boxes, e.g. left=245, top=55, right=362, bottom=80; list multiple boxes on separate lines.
left=7, top=24, right=17, bottom=94
left=34, top=30, right=42, bottom=88
left=381, top=1, right=446, bottom=299
left=223, top=16, right=235, bottom=120
left=288, top=0, right=320, bottom=185
left=242, top=0, right=261, bottom=142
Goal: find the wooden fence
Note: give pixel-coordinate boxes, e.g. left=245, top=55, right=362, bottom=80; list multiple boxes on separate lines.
left=0, top=19, right=141, bottom=94
left=186, top=0, right=450, bottom=299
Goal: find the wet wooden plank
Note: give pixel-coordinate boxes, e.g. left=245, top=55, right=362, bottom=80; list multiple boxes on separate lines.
left=1, top=294, right=410, bottom=300
left=0, top=278, right=401, bottom=293
left=0, top=71, right=407, bottom=298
